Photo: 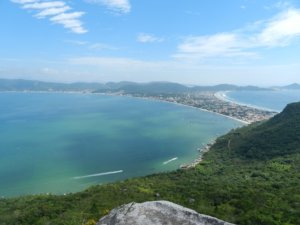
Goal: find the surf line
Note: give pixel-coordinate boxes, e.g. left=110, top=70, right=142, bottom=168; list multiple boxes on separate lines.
left=163, top=157, right=178, bottom=165
left=73, top=170, right=123, bottom=179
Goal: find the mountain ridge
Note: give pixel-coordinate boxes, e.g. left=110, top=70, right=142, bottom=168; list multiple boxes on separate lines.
left=0, top=78, right=273, bottom=92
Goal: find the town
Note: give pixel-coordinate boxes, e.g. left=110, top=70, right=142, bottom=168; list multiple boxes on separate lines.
left=113, top=91, right=277, bottom=124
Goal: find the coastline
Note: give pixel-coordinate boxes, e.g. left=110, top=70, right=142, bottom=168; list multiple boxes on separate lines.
left=1, top=90, right=250, bottom=124
left=93, top=92, right=250, bottom=125
left=214, top=91, right=279, bottom=113
left=180, top=140, right=216, bottom=169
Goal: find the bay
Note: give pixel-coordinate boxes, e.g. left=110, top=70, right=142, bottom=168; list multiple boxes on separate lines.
left=0, top=92, right=241, bottom=197
left=225, top=90, right=300, bottom=112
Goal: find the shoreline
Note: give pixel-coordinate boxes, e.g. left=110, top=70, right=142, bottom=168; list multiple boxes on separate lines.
left=180, top=140, right=216, bottom=169
left=96, top=93, right=250, bottom=125
left=214, top=91, right=279, bottom=113
left=0, top=90, right=250, bottom=124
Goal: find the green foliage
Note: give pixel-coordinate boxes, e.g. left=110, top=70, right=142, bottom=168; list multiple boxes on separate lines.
left=0, top=103, right=300, bottom=225
left=231, top=102, right=300, bottom=160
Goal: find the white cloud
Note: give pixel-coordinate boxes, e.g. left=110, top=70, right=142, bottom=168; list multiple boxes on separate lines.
left=176, top=33, right=250, bottom=58
left=23, top=1, right=66, bottom=9
left=256, top=9, right=300, bottom=47
left=35, top=6, right=71, bottom=18
left=50, top=12, right=87, bottom=34
left=11, top=0, right=87, bottom=34
left=175, top=7, right=300, bottom=60
left=137, top=33, right=164, bottom=43
left=85, top=0, right=131, bottom=14
left=50, top=11, right=85, bottom=21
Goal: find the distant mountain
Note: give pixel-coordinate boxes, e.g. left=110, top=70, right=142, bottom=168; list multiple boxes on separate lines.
left=0, top=79, right=106, bottom=91
left=229, top=101, right=300, bottom=159
left=0, top=78, right=271, bottom=93
left=113, top=82, right=189, bottom=94
left=95, top=82, right=270, bottom=93
left=282, top=83, right=300, bottom=90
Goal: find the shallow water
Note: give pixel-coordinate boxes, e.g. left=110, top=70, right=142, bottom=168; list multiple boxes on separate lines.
left=0, top=92, right=241, bottom=197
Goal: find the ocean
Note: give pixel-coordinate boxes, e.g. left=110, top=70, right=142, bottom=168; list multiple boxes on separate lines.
left=225, top=90, right=300, bottom=112
left=0, top=92, right=241, bottom=197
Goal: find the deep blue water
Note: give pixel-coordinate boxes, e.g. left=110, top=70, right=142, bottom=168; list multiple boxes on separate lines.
left=0, top=92, right=241, bottom=197
left=226, top=90, right=300, bottom=112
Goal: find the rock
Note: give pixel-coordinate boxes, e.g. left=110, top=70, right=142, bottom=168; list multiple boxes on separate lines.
left=96, top=200, right=235, bottom=225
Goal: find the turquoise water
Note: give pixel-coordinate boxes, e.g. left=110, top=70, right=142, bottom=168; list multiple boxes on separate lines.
left=226, top=90, right=300, bottom=112
left=0, top=93, right=241, bottom=197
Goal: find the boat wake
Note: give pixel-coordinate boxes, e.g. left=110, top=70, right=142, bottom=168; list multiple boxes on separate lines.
left=73, top=170, right=123, bottom=179
left=163, top=157, right=178, bottom=165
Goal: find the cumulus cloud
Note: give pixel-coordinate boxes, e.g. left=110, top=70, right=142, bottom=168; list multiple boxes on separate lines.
left=176, top=33, right=251, bottom=58
left=11, top=0, right=87, bottom=34
left=85, top=0, right=131, bottom=14
left=137, top=33, right=164, bottom=43
left=256, top=8, right=300, bottom=47
left=175, top=7, right=300, bottom=60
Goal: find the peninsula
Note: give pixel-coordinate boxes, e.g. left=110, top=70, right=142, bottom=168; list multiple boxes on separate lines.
left=106, top=91, right=276, bottom=123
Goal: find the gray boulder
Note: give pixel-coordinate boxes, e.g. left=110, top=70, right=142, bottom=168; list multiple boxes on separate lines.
left=97, top=200, right=235, bottom=225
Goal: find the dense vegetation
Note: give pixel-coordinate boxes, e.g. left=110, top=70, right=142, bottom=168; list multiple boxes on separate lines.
left=0, top=103, right=300, bottom=225
left=231, top=102, right=300, bottom=159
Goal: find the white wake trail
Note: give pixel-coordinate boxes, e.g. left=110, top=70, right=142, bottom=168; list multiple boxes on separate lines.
left=73, top=170, right=123, bottom=179
left=163, top=157, right=178, bottom=165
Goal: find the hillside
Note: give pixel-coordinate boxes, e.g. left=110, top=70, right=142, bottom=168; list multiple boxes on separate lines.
left=0, top=103, right=299, bottom=225
left=227, top=102, right=300, bottom=159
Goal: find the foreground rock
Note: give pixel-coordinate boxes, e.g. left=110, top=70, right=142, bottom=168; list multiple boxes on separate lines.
left=97, top=201, right=235, bottom=225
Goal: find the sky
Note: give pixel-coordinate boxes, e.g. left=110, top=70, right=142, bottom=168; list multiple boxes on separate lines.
left=1, top=0, right=300, bottom=86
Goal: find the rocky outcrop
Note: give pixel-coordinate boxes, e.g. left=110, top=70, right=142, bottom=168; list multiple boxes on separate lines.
left=97, top=201, right=235, bottom=225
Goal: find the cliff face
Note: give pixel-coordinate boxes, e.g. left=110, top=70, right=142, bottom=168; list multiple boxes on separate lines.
left=97, top=201, right=235, bottom=225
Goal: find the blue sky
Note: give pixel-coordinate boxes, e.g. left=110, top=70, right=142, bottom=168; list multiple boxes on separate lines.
left=1, top=0, right=300, bottom=85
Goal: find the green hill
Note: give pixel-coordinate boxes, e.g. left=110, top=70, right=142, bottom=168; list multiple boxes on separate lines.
left=0, top=103, right=299, bottom=225
left=228, top=102, right=300, bottom=159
